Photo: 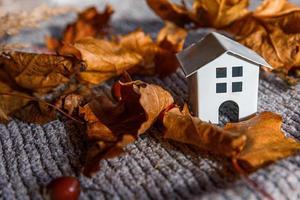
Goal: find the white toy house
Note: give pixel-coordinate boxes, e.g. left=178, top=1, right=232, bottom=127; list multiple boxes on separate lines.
left=176, top=32, right=272, bottom=124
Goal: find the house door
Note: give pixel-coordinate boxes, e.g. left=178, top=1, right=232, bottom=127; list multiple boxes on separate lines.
left=218, top=100, right=239, bottom=125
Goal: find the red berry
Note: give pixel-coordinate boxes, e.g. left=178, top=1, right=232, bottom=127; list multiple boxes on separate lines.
left=112, top=81, right=122, bottom=101
left=47, top=176, right=80, bottom=200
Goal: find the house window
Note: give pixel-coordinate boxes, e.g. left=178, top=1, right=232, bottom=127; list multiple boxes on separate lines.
left=216, top=67, right=227, bottom=78
left=232, top=82, right=242, bottom=92
left=232, top=66, right=243, bottom=77
left=216, top=83, right=227, bottom=93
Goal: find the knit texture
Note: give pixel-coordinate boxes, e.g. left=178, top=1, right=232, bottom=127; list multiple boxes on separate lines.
left=1, top=1, right=300, bottom=199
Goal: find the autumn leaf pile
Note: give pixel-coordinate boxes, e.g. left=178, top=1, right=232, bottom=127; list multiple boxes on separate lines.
left=1, top=0, right=300, bottom=180
left=147, top=0, right=300, bottom=80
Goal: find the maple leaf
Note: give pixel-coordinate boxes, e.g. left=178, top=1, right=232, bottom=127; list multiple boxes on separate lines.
left=0, top=51, right=82, bottom=93
left=46, top=5, right=113, bottom=52
left=0, top=81, right=31, bottom=123
left=226, top=0, right=300, bottom=73
left=193, top=0, right=249, bottom=28
left=146, top=0, right=249, bottom=28
left=225, top=111, right=300, bottom=173
left=76, top=78, right=174, bottom=176
left=71, top=27, right=186, bottom=84
left=162, top=105, right=300, bottom=173
left=162, top=105, right=247, bottom=157
left=146, top=0, right=196, bottom=27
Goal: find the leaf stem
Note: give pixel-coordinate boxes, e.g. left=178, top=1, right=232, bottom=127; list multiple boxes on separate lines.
left=0, top=92, right=84, bottom=124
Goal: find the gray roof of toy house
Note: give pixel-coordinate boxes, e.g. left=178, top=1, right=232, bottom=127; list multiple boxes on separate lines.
left=176, top=32, right=272, bottom=77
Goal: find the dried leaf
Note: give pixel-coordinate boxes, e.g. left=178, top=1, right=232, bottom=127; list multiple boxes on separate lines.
left=227, top=1, right=300, bottom=72
left=193, top=0, right=249, bottom=28
left=155, top=22, right=187, bottom=76
left=13, top=102, right=56, bottom=124
left=46, top=6, right=113, bottom=52
left=147, top=0, right=249, bottom=28
left=0, top=81, right=30, bottom=123
left=146, top=0, right=196, bottom=27
left=162, top=105, right=246, bottom=156
left=78, top=79, right=174, bottom=175
left=73, top=28, right=186, bottom=84
left=0, top=51, right=82, bottom=93
left=225, top=112, right=300, bottom=173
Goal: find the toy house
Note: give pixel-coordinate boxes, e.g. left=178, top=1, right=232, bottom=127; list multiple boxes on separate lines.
left=176, top=32, right=272, bottom=124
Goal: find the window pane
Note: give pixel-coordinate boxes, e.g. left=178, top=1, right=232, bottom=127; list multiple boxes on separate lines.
left=216, top=67, right=227, bottom=78
left=232, top=66, right=243, bottom=77
left=232, top=82, right=242, bottom=92
left=216, top=83, right=227, bottom=93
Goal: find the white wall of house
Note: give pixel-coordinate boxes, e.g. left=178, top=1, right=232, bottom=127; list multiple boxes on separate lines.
left=191, top=52, right=260, bottom=123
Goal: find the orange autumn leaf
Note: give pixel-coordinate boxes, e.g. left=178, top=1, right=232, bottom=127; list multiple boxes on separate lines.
left=46, top=5, right=113, bottom=52
left=147, top=0, right=249, bottom=28
left=72, top=27, right=186, bottom=84
left=146, top=0, right=196, bottom=27
left=225, top=112, right=300, bottom=173
left=226, top=0, right=300, bottom=73
left=71, top=78, right=174, bottom=175
left=162, top=105, right=247, bottom=156
left=155, top=22, right=188, bottom=76
left=163, top=106, right=300, bottom=173
left=193, top=0, right=249, bottom=28
left=0, top=81, right=31, bottom=123
left=0, top=51, right=82, bottom=93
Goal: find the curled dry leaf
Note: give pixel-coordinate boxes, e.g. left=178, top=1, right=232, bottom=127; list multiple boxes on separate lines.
left=162, top=106, right=300, bottom=173
left=0, top=51, right=82, bottom=93
left=147, top=0, right=249, bottom=28
left=155, top=22, right=188, bottom=76
left=149, top=0, right=300, bottom=77
left=225, top=112, right=300, bottom=173
left=193, top=0, right=249, bottom=28
left=227, top=0, right=300, bottom=73
left=162, top=105, right=247, bottom=157
left=72, top=27, right=186, bottom=84
left=146, top=0, right=196, bottom=27
left=76, top=79, right=174, bottom=175
left=0, top=81, right=30, bottom=123
left=46, top=5, right=113, bottom=52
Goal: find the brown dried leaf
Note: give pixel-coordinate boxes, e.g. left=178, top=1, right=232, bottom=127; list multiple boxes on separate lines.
left=0, top=51, right=82, bottom=93
left=146, top=0, right=196, bottom=27
left=226, top=0, right=300, bottom=73
left=225, top=112, right=300, bottom=173
left=0, top=81, right=30, bottom=123
left=147, top=0, right=249, bottom=28
left=162, top=105, right=247, bottom=156
left=13, top=102, right=56, bottom=124
left=79, top=79, right=174, bottom=176
left=155, top=22, right=188, bottom=76
left=46, top=6, right=113, bottom=52
left=193, top=0, right=249, bottom=28
left=73, top=28, right=186, bottom=84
